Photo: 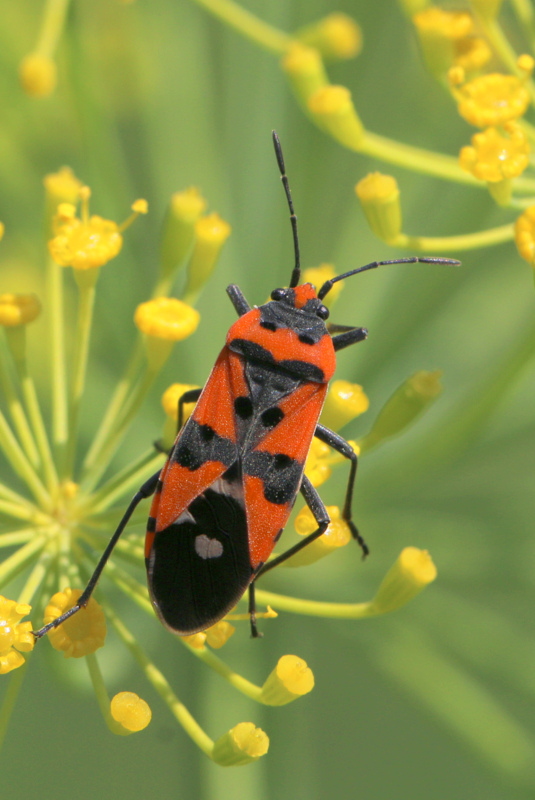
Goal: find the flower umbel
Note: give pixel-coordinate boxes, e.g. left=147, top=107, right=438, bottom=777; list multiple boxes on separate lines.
left=0, top=596, right=34, bottom=674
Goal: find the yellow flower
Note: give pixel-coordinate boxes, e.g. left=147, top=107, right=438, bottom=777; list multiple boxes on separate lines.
left=355, top=173, right=402, bottom=244
left=44, top=588, right=107, bottom=658
left=413, top=8, right=478, bottom=76
left=308, top=85, right=364, bottom=148
left=110, top=692, right=152, bottom=732
left=0, top=294, right=41, bottom=327
left=259, top=655, right=315, bottom=705
left=44, top=167, right=83, bottom=207
left=413, top=8, right=473, bottom=41
left=371, top=547, right=437, bottom=614
left=457, top=74, right=530, bottom=128
left=19, top=53, right=57, bottom=97
left=204, top=620, right=236, bottom=649
left=281, top=44, right=329, bottom=106
left=321, top=380, right=370, bottom=431
left=514, top=206, right=535, bottom=267
left=304, top=437, right=332, bottom=486
left=161, top=383, right=200, bottom=422
left=459, top=123, right=530, bottom=182
left=517, top=54, right=535, bottom=74
left=297, top=13, right=362, bottom=60
left=49, top=189, right=124, bottom=270
left=212, top=722, right=269, bottom=766
left=286, top=505, right=352, bottom=566
left=0, top=596, right=34, bottom=674
left=184, top=213, right=232, bottom=300
left=134, top=298, right=200, bottom=341
left=454, top=37, right=492, bottom=72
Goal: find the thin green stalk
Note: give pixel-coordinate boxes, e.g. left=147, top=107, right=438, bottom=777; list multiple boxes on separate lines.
left=35, top=0, right=72, bottom=57
left=0, top=499, right=48, bottom=525
left=392, top=223, right=514, bottom=252
left=0, top=534, right=48, bottom=590
left=189, top=0, right=292, bottom=53
left=63, top=271, right=98, bottom=478
left=0, top=665, right=28, bottom=752
left=47, top=257, right=68, bottom=457
left=0, top=351, right=40, bottom=468
left=18, top=551, right=53, bottom=605
left=85, top=653, right=127, bottom=735
left=254, top=587, right=378, bottom=619
left=7, top=328, right=59, bottom=491
left=511, top=0, right=535, bottom=44
left=0, top=529, right=35, bottom=548
left=81, top=368, right=159, bottom=493
left=104, top=601, right=215, bottom=757
left=80, top=448, right=163, bottom=515
left=0, top=409, right=51, bottom=509
left=82, top=339, right=144, bottom=473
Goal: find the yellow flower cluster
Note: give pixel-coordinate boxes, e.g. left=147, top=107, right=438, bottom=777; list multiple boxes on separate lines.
left=0, top=596, right=34, bottom=674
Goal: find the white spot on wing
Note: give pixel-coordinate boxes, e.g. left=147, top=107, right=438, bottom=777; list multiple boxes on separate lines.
left=195, top=534, right=224, bottom=559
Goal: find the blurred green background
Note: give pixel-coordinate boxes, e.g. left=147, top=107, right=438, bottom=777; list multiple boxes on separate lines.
left=2, top=0, right=535, bottom=798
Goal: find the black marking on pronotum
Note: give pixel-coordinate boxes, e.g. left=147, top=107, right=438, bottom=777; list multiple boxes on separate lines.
left=173, top=420, right=236, bottom=471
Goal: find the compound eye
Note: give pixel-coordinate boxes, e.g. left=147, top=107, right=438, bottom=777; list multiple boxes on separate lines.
left=271, top=287, right=286, bottom=301
left=316, top=304, right=330, bottom=320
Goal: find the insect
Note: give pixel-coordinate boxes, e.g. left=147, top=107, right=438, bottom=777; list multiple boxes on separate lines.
left=34, top=132, right=459, bottom=641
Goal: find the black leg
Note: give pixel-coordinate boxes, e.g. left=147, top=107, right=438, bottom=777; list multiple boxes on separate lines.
left=255, top=475, right=330, bottom=580
left=226, top=284, right=251, bottom=317
left=248, top=581, right=261, bottom=638
left=332, top=326, right=368, bottom=352
left=32, top=470, right=161, bottom=639
left=178, top=388, right=202, bottom=430
left=314, top=424, right=368, bottom=556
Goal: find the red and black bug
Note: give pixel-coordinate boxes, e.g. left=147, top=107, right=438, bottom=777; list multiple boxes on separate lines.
left=34, top=132, right=459, bottom=640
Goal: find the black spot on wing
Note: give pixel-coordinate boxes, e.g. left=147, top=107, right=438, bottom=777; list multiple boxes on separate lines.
left=147, top=478, right=253, bottom=635
left=260, top=406, right=284, bottom=428
left=234, top=396, right=253, bottom=419
left=173, top=420, right=236, bottom=471
left=244, top=450, right=303, bottom=505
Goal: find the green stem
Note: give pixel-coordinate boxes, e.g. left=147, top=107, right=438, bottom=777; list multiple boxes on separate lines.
left=7, top=327, right=59, bottom=492
left=63, top=270, right=98, bottom=479
left=103, top=601, right=215, bottom=757
left=80, top=449, right=163, bottom=515
left=254, top=588, right=378, bottom=619
left=358, top=131, right=480, bottom=185
left=0, top=345, right=40, bottom=468
left=475, top=15, right=535, bottom=105
left=0, top=409, right=51, bottom=509
left=0, top=665, right=27, bottom=752
left=511, top=0, right=535, bottom=44
left=82, top=340, right=143, bottom=473
left=47, top=257, right=68, bottom=459
left=189, top=0, right=292, bottom=53
left=85, top=653, right=127, bottom=735
left=185, top=644, right=264, bottom=702
left=0, top=529, right=35, bottom=548
left=81, top=368, right=159, bottom=493
left=391, top=223, right=514, bottom=252
left=35, top=0, right=72, bottom=57
left=0, top=534, right=48, bottom=590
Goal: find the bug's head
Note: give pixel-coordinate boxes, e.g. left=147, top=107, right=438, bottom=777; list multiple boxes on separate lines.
left=270, top=284, right=330, bottom=320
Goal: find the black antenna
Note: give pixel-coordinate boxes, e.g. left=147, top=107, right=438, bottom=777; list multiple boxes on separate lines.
left=317, top=256, right=461, bottom=300
left=272, top=131, right=301, bottom=288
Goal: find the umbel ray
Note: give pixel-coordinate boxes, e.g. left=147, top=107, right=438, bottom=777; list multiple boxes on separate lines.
left=33, top=132, right=459, bottom=641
